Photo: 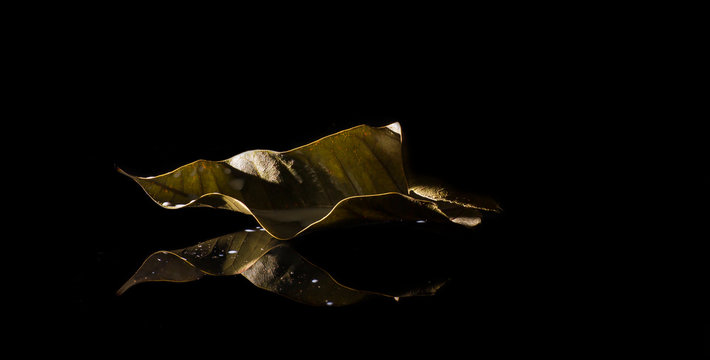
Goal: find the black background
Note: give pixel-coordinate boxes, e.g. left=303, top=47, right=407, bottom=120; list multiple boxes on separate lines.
left=26, top=10, right=637, bottom=356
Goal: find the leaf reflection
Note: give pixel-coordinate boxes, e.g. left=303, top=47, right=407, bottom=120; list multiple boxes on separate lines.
left=118, top=229, right=445, bottom=306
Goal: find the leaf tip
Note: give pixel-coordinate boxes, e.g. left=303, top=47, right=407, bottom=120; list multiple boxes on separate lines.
left=115, top=165, right=132, bottom=178
left=116, top=281, right=133, bottom=296
left=385, top=122, right=402, bottom=136
left=485, top=200, right=503, bottom=213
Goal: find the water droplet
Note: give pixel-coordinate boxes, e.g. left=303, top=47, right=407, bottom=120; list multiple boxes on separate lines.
left=227, top=250, right=238, bottom=254
left=245, top=229, right=256, bottom=232
left=311, top=279, right=319, bottom=283
left=156, top=258, right=162, bottom=262
left=218, top=253, right=224, bottom=257
left=325, top=301, right=334, bottom=306
left=416, top=220, right=427, bottom=224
